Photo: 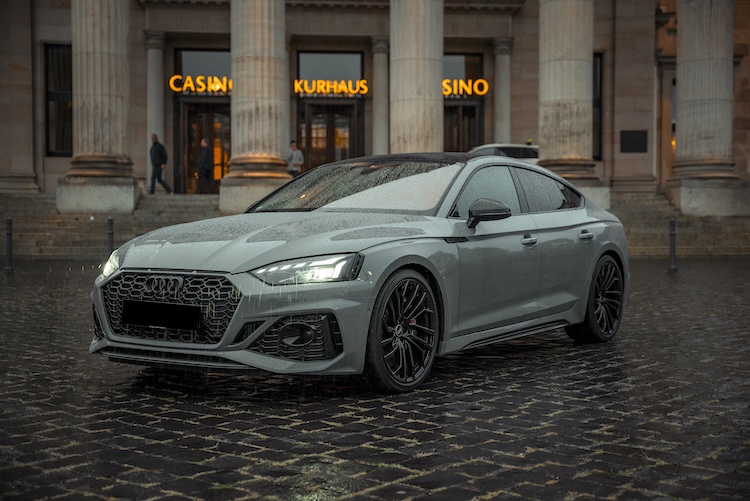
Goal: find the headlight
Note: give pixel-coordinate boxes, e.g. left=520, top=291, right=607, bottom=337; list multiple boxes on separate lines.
left=251, top=254, right=360, bottom=285
left=96, top=249, right=121, bottom=284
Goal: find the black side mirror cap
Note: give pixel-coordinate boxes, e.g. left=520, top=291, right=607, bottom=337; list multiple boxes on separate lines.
left=467, top=198, right=512, bottom=228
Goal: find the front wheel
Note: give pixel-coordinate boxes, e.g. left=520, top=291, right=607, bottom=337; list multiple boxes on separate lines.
left=363, top=270, right=439, bottom=393
left=565, top=255, right=624, bottom=343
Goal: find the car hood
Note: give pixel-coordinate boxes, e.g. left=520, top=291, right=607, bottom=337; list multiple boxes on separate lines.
left=119, top=211, right=441, bottom=274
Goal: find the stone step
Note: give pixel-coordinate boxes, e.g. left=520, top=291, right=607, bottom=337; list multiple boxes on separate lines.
left=2, top=193, right=750, bottom=259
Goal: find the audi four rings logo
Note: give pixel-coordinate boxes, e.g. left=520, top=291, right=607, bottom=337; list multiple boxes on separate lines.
left=144, top=275, right=184, bottom=294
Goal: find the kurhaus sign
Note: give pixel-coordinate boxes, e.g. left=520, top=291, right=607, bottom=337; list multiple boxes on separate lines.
left=294, top=79, right=369, bottom=95
left=169, top=75, right=490, bottom=97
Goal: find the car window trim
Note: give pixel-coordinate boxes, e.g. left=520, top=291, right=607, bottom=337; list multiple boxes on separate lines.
left=510, top=165, right=585, bottom=214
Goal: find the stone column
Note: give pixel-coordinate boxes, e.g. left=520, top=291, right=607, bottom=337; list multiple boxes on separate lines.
left=538, top=0, right=595, bottom=179
left=221, top=0, right=288, bottom=214
left=57, top=0, right=137, bottom=213
left=0, top=1, right=38, bottom=192
left=390, top=0, right=444, bottom=153
left=666, top=0, right=748, bottom=216
left=145, top=31, right=165, bottom=187
left=493, top=37, right=513, bottom=144
left=671, top=0, right=735, bottom=180
left=371, top=37, right=389, bottom=155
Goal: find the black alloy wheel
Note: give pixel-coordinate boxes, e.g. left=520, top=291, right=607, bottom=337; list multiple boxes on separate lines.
left=364, top=269, right=439, bottom=393
left=565, top=255, right=624, bottom=343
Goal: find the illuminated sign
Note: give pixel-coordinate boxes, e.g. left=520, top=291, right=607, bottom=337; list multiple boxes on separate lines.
left=294, top=79, right=369, bottom=96
left=169, top=75, right=233, bottom=94
left=442, top=78, right=489, bottom=97
left=168, top=75, right=490, bottom=98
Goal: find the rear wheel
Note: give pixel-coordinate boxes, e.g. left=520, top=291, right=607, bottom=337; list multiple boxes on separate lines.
left=363, top=270, right=439, bottom=393
left=565, top=255, right=624, bottom=343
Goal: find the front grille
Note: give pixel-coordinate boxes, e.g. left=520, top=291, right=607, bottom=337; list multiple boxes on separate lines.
left=101, top=272, right=241, bottom=345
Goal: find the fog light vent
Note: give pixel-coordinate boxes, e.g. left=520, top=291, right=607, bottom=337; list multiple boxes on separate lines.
left=93, top=306, right=105, bottom=340
left=249, top=313, right=343, bottom=361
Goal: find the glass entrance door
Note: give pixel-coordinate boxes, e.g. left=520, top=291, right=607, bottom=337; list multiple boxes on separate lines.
left=179, top=102, right=230, bottom=194
left=444, top=102, right=482, bottom=152
left=299, top=102, right=361, bottom=172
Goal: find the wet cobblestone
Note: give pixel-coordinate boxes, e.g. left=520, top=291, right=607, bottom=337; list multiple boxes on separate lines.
left=1, top=258, right=749, bottom=500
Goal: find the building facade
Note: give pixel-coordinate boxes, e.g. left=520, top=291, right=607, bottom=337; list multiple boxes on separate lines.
left=2, top=0, right=749, bottom=214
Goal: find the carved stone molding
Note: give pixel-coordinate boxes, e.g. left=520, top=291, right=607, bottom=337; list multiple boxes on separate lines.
left=493, top=37, right=514, bottom=56
left=144, top=30, right=165, bottom=50
left=371, top=36, right=389, bottom=54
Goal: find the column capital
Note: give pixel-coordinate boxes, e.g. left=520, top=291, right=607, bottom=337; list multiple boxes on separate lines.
left=144, top=30, right=165, bottom=50
left=372, top=36, right=389, bottom=54
left=492, top=37, right=514, bottom=56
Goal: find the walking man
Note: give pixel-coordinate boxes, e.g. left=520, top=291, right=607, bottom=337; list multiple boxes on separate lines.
left=149, top=133, right=173, bottom=194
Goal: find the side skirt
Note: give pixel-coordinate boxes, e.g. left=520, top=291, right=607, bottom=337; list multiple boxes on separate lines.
left=440, top=321, right=570, bottom=354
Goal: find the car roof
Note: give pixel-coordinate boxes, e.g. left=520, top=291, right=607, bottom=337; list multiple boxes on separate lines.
left=469, top=143, right=539, bottom=153
left=326, top=152, right=475, bottom=166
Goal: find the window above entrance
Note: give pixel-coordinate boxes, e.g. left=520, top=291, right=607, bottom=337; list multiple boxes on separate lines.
left=296, top=52, right=366, bottom=97
left=171, top=51, right=231, bottom=95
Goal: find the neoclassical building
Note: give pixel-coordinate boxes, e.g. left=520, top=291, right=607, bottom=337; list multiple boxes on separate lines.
left=2, top=0, right=749, bottom=215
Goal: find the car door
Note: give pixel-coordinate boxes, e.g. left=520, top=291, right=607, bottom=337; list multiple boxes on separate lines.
left=513, top=167, right=596, bottom=316
left=449, top=165, right=541, bottom=337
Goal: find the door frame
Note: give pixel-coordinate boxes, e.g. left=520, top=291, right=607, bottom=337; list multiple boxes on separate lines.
left=175, top=96, right=230, bottom=194
left=444, top=100, right=483, bottom=152
left=298, top=98, right=364, bottom=171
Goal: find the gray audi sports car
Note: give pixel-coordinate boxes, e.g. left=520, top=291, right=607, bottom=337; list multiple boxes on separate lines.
left=90, top=153, right=629, bottom=392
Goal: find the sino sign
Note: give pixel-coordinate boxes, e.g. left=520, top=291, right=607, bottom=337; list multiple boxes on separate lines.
left=442, top=79, right=489, bottom=97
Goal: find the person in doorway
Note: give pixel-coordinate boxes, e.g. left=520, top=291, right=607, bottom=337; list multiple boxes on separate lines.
left=197, top=138, right=215, bottom=194
left=149, top=133, right=173, bottom=195
left=286, top=140, right=304, bottom=177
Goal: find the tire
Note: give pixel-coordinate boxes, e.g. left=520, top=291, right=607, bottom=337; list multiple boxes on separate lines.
left=363, top=269, right=440, bottom=393
left=565, top=255, right=624, bottom=343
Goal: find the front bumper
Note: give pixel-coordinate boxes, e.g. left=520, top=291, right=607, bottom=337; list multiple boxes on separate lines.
left=90, top=269, right=377, bottom=375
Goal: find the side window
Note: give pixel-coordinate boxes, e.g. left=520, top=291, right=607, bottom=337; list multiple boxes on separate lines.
left=515, top=168, right=582, bottom=212
left=451, top=166, right=522, bottom=219
left=45, top=44, right=73, bottom=156
left=501, top=147, right=523, bottom=159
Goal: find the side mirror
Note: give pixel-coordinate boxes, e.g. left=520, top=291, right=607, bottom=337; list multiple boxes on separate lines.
left=467, top=198, right=512, bottom=228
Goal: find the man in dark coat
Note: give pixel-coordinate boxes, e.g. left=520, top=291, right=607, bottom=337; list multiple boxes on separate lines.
left=197, top=138, right=215, bottom=194
left=149, top=133, right=173, bottom=194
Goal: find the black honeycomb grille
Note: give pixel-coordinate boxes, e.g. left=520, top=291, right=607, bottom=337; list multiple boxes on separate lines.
left=101, top=272, right=241, bottom=345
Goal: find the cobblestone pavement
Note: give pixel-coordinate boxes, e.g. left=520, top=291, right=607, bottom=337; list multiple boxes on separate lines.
left=1, top=257, right=749, bottom=500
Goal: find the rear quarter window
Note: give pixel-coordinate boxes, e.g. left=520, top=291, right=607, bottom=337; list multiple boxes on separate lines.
left=515, top=168, right=582, bottom=212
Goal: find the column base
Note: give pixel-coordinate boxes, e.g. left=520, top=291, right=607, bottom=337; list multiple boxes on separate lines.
left=670, top=159, right=737, bottom=180
left=219, top=171, right=291, bottom=214
left=57, top=175, right=139, bottom=214
left=538, top=159, right=597, bottom=180
left=0, top=174, right=40, bottom=193
left=666, top=178, right=750, bottom=216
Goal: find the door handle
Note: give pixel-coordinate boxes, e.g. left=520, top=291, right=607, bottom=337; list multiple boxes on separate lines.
left=521, top=234, right=537, bottom=246
left=578, top=230, right=594, bottom=241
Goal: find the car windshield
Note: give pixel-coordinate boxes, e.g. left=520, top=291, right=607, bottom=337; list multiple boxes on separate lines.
left=248, top=158, right=464, bottom=214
